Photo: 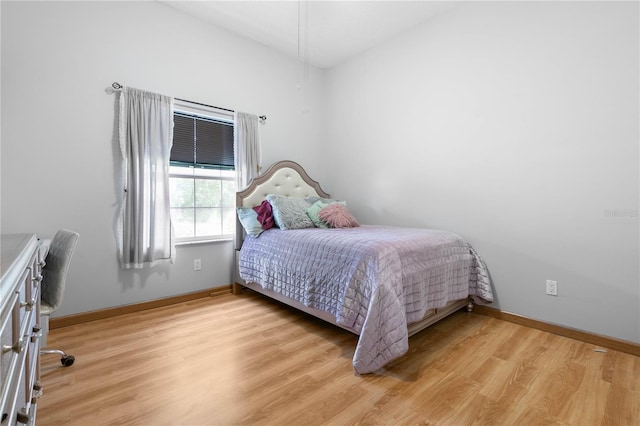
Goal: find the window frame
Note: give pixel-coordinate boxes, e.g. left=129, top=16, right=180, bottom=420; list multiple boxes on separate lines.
left=170, top=100, right=236, bottom=244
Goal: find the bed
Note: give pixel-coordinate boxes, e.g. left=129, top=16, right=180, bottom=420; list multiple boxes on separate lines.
left=233, top=160, right=493, bottom=374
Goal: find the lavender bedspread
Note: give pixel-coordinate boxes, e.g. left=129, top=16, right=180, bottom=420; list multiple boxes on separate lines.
left=238, top=225, right=493, bottom=374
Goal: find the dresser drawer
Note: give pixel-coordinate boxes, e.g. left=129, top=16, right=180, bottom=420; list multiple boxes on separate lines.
left=1, top=268, right=32, bottom=425
left=22, top=285, right=42, bottom=425
left=1, top=235, right=42, bottom=426
left=1, top=293, right=20, bottom=421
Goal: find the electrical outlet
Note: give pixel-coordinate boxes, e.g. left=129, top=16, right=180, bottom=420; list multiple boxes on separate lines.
left=194, top=259, right=201, bottom=271
left=546, top=280, right=558, bottom=296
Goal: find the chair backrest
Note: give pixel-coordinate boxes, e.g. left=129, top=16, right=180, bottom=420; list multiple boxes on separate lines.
left=41, top=229, right=80, bottom=312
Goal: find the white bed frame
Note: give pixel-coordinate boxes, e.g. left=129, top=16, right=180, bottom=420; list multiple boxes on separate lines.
left=233, top=160, right=472, bottom=337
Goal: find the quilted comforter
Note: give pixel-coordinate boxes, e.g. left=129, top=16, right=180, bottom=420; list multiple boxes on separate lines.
left=238, top=225, right=493, bottom=374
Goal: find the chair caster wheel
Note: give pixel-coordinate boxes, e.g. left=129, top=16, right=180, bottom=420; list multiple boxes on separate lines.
left=61, top=355, right=75, bottom=366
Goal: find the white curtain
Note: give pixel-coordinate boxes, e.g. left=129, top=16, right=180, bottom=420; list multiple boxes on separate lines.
left=234, top=112, right=262, bottom=190
left=117, top=87, right=175, bottom=269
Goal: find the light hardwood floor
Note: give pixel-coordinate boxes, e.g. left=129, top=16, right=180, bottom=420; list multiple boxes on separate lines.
left=38, top=291, right=639, bottom=425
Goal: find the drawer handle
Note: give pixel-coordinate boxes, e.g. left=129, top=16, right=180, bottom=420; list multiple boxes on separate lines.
left=34, top=274, right=43, bottom=283
left=2, top=337, right=26, bottom=354
left=39, top=260, right=46, bottom=267
left=31, top=382, right=44, bottom=402
left=20, top=298, right=36, bottom=309
left=31, top=326, right=42, bottom=342
left=16, top=409, right=31, bottom=424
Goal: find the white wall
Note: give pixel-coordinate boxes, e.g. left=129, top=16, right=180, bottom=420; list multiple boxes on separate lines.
left=2, top=1, right=638, bottom=345
left=1, top=1, right=324, bottom=316
left=325, top=1, right=639, bottom=343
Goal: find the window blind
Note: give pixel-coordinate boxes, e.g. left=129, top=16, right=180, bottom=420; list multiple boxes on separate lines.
left=171, top=112, right=234, bottom=169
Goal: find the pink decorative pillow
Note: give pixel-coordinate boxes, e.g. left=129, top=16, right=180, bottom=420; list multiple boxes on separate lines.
left=318, top=203, right=359, bottom=228
left=253, top=199, right=275, bottom=230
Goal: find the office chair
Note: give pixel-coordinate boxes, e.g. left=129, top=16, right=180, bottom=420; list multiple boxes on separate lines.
left=40, top=229, right=79, bottom=366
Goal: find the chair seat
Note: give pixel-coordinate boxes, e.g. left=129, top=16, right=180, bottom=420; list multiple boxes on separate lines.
left=41, top=300, right=55, bottom=315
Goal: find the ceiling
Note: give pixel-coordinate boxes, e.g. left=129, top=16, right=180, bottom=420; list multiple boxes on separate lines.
left=160, top=1, right=454, bottom=69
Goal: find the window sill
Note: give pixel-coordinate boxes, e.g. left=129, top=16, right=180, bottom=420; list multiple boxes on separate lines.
left=175, top=237, right=233, bottom=247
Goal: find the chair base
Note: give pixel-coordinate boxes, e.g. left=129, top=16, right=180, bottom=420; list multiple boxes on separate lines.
left=41, top=348, right=75, bottom=366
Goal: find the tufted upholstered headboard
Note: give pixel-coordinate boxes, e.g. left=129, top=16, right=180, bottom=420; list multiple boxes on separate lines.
left=235, top=160, right=330, bottom=249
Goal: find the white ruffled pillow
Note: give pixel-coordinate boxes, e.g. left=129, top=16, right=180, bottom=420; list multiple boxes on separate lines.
left=266, top=194, right=314, bottom=230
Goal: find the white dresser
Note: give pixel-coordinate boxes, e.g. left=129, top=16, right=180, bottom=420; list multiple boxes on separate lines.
left=1, top=234, right=46, bottom=425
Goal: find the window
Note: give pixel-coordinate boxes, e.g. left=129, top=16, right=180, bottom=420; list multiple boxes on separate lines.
left=169, top=101, right=236, bottom=242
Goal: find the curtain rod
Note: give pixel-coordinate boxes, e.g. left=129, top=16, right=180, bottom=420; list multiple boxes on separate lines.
left=111, top=82, right=266, bottom=123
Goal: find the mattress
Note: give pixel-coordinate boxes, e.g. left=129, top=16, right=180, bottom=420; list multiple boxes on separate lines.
left=239, top=225, right=493, bottom=374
